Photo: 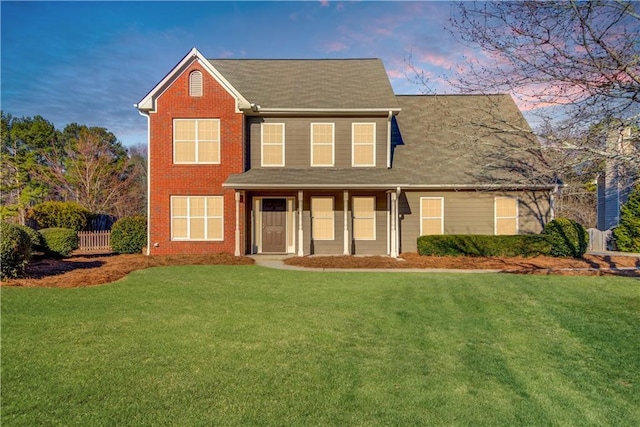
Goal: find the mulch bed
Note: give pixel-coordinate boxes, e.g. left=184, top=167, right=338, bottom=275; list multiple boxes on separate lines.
left=2, top=252, right=638, bottom=288
left=284, top=252, right=640, bottom=277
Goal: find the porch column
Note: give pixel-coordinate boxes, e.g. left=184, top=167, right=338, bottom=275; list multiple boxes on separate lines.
left=297, top=190, right=304, bottom=256
left=234, top=191, right=241, bottom=256
left=390, top=190, right=398, bottom=258
left=343, top=190, right=350, bottom=255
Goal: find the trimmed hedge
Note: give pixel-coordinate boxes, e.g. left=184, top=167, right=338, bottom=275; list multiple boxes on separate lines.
left=417, top=234, right=552, bottom=257
left=111, top=216, right=147, bottom=254
left=29, top=201, right=90, bottom=232
left=15, top=224, right=45, bottom=252
left=542, top=218, right=588, bottom=257
left=39, top=228, right=78, bottom=258
left=1, top=222, right=32, bottom=279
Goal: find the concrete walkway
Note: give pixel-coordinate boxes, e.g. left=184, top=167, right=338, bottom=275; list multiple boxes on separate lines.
left=248, top=253, right=640, bottom=274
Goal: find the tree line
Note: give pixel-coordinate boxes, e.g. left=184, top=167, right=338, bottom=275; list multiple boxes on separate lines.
left=1, top=112, right=146, bottom=225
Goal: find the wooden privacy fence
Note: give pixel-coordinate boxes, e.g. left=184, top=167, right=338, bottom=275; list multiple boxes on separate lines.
left=78, top=231, right=112, bottom=252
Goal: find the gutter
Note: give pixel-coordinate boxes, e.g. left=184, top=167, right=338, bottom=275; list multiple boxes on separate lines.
left=223, top=182, right=559, bottom=191
left=387, top=110, right=392, bottom=169
left=247, top=107, right=402, bottom=117
left=222, top=182, right=406, bottom=190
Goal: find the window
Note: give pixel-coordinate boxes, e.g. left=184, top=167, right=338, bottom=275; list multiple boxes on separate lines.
left=189, top=71, right=203, bottom=97
left=311, top=123, right=334, bottom=166
left=352, top=196, right=376, bottom=240
left=171, top=196, right=224, bottom=241
left=352, top=123, right=376, bottom=167
left=261, top=123, right=285, bottom=167
left=173, top=119, right=220, bottom=164
left=311, top=197, right=334, bottom=240
left=420, top=197, right=444, bottom=235
left=495, top=197, right=518, bottom=235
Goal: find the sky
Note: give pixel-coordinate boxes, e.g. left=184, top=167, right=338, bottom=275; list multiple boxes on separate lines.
left=1, top=1, right=477, bottom=147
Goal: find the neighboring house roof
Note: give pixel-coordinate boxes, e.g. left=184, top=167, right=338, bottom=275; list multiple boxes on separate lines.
left=209, top=59, right=399, bottom=112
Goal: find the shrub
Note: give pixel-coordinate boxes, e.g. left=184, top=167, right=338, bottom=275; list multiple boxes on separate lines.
left=613, top=184, right=640, bottom=252
left=1, top=222, right=32, bottom=279
left=15, top=224, right=45, bottom=252
left=542, top=218, right=589, bottom=257
left=29, top=201, right=90, bottom=232
left=417, top=234, right=552, bottom=257
left=111, top=216, right=147, bottom=254
left=39, top=228, right=78, bottom=258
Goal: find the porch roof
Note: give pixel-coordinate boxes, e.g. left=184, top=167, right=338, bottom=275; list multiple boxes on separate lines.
left=223, top=168, right=404, bottom=190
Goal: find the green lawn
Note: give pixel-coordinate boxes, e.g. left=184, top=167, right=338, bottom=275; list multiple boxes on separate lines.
left=2, top=266, right=639, bottom=426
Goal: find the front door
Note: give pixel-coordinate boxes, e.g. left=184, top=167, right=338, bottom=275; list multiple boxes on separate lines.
left=262, top=199, right=287, bottom=253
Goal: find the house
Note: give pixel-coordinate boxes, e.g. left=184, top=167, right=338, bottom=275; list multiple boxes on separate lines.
left=135, top=48, right=557, bottom=257
left=597, top=127, right=636, bottom=231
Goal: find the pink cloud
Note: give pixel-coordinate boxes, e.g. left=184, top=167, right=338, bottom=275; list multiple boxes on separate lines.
left=324, top=41, right=349, bottom=53
left=319, top=0, right=329, bottom=7
left=417, top=52, right=457, bottom=70
left=375, top=27, right=393, bottom=37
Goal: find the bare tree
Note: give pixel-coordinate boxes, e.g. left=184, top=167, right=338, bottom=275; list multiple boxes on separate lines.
left=40, top=124, right=142, bottom=215
left=449, top=0, right=639, bottom=171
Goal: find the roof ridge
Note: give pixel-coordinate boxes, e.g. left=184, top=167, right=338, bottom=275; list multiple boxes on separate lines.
left=395, top=93, right=510, bottom=97
left=209, top=58, right=382, bottom=61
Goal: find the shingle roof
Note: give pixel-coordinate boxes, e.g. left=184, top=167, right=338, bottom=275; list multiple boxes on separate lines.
left=223, top=94, right=556, bottom=190
left=392, top=94, right=555, bottom=188
left=209, top=59, right=399, bottom=110
left=224, top=168, right=403, bottom=189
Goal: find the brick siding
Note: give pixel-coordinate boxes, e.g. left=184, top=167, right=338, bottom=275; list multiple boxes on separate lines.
left=148, top=61, right=245, bottom=255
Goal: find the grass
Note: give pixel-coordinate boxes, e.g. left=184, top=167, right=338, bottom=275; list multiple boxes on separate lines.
left=2, top=266, right=639, bottom=426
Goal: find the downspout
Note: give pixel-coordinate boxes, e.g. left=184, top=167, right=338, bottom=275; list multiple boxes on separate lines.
left=395, top=186, right=401, bottom=257
left=387, top=110, right=392, bottom=169
left=550, top=183, right=559, bottom=221
left=137, top=109, right=151, bottom=256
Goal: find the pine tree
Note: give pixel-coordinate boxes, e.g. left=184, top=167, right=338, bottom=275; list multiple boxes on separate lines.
left=613, top=185, right=640, bottom=252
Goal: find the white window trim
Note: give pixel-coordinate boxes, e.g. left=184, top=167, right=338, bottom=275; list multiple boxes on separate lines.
left=260, top=123, right=285, bottom=167
left=352, top=196, right=376, bottom=240
left=352, top=122, right=376, bottom=167
left=494, top=197, right=519, bottom=235
left=420, top=197, right=444, bottom=235
left=173, top=118, right=220, bottom=164
left=310, top=123, right=335, bottom=167
left=171, top=196, right=224, bottom=241
left=311, top=196, right=335, bottom=240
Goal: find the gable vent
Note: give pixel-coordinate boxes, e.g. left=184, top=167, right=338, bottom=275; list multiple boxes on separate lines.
left=189, top=71, right=203, bottom=97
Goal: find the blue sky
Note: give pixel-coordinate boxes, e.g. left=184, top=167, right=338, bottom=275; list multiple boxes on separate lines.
left=2, top=1, right=472, bottom=147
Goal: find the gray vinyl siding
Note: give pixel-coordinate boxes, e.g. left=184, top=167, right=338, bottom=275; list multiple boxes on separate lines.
left=400, top=190, right=550, bottom=252
left=247, top=117, right=389, bottom=169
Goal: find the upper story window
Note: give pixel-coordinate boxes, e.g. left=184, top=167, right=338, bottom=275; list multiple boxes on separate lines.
left=174, top=119, right=220, bottom=164
left=311, top=123, right=334, bottom=167
left=189, top=71, right=203, bottom=97
left=495, top=197, right=518, bottom=235
left=352, top=123, right=376, bottom=167
left=261, top=123, right=285, bottom=167
left=420, top=197, right=444, bottom=235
